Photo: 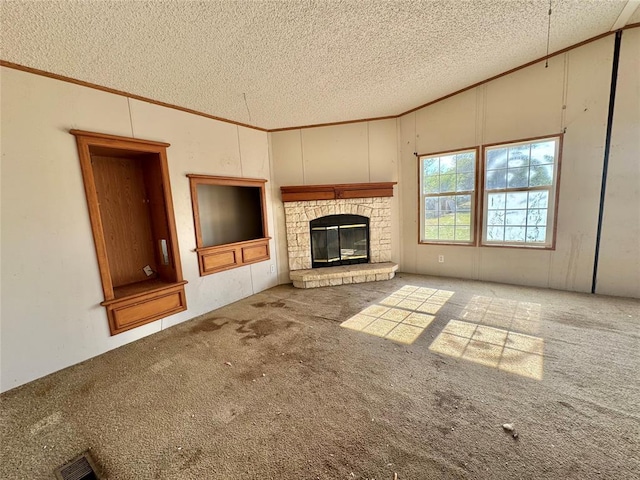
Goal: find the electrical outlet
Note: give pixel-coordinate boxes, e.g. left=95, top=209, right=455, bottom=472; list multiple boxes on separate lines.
left=270, top=264, right=276, bottom=274
left=438, top=255, right=444, bottom=263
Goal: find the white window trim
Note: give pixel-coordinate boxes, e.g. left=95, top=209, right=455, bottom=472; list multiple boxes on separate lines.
left=419, top=147, right=478, bottom=245
left=480, top=135, right=562, bottom=249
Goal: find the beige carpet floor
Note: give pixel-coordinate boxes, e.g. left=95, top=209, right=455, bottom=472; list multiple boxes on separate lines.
left=1, top=273, right=639, bottom=479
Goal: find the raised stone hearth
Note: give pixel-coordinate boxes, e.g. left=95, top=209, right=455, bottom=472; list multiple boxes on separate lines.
left=281, top=182, right=396, bottom=288
left=290, top=262, right=398, bottom=289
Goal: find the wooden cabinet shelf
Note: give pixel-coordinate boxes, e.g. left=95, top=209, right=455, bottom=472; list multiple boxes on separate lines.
left=72, top=130, right=187, bottom=335
left=188, top=175, right=271, bottom=276
left=197, top=238, right=271, bottom=275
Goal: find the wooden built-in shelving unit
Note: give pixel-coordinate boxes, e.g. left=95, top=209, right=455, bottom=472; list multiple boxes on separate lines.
left=188, top=175, right=271, bottom=276
left=72, top=130, right=187, bottom=335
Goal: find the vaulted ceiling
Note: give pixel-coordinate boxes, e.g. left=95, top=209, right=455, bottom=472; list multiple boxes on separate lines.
left=2, top=1, right=639, bottom=130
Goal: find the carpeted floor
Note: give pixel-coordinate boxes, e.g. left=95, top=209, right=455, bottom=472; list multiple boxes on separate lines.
left=1, top=273, right=639, bottom=479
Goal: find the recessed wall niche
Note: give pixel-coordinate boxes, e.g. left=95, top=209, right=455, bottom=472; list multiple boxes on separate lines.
left=188, top=175, right=270, bottom=276
left=72, top=130, right=187, bottom=335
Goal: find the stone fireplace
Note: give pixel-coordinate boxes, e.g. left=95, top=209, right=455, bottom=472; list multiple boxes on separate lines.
left=281, top=183, right=398, bottom=288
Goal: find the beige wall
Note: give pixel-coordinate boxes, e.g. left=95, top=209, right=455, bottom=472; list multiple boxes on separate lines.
left=0, top=68, right=278, bottom=392
left=269, top=120, right=400, bottom=283
left=596, top=28, right=640, bottom=298
left=398, top=34, right=640, bottom=295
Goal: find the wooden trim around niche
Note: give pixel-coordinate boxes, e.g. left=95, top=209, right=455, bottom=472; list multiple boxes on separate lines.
left=280, top=182, right=397, bottom=202
left=187, top=174, right=271, bottom=276
left=72, top=130, right=187, bottom=335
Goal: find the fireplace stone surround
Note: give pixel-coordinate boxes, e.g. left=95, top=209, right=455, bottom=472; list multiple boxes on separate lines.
left=281, top=182, right=397, bottom=288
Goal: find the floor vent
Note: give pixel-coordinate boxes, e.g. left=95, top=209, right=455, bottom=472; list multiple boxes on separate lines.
left=54, top=451, right=100, bottom=480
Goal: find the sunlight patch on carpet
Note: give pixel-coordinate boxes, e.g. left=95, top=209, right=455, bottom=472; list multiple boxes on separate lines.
left=430, top=319, right=544, bottom=380
left=340, top=285, right=453, bottom=344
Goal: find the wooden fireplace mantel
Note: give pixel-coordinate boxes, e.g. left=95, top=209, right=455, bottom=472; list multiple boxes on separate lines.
left=280, top=182, right=397, bottom=202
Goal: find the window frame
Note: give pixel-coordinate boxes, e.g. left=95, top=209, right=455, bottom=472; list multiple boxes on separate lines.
left=418, top=146, right=480, bottom=246
left=480, top=134, right=563, bottom=250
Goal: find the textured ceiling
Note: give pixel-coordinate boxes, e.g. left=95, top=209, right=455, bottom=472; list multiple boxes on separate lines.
left=1, top=1, right=638, bottom=130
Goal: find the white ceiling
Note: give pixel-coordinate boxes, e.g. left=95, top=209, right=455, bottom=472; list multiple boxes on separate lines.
left=1, top=1, right=638, bottom=130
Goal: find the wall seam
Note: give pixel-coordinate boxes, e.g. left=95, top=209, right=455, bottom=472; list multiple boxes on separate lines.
left=367, top=122, right=371, bottom=182
left=127, top=97, right=135, bottom=138
left=299, top=129, right=305, bottom=184
left=549, top=52, right=571, bottom=289
left=236, top=126, right=244, bottom=177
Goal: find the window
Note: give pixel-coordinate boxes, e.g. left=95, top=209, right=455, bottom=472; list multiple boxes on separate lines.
left=419, top=148, right=477, bottom=244
left=482, top=136, right=561, bottom=248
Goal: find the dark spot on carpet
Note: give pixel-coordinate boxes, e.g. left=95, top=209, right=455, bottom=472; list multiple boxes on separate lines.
left=251, top=301, right=286, bottom=308
left=190, top=317, right=228, bottom=334
left=78, top=380, right=95, bottom=395
left=434, top=390, right=462, bottom=409
left=34, top=381, right=53, bottom=397
left=181, top=448, right=203, bottom=469
left=236, top=318, right=294, bottom=342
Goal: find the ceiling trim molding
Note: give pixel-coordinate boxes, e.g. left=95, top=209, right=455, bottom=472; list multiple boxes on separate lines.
left=1, top=24, right=638, bottom=134
left=268, top=114, right=399, bottom=133
left=0, top=60, right=268, bottom=132
left=399, top=29, right=617, bottom=117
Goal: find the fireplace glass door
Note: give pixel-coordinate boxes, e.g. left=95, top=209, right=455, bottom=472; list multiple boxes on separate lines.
left=310, top=214, right=369, bottom=268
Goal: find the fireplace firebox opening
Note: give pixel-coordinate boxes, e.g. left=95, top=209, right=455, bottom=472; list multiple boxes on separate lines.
left=310, top=214, right=370, bottom=268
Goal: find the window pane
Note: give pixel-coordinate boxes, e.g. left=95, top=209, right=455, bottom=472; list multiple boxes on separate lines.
left=507, top=167, right=529, bottom=188
left=486, top=168, right=507, bottom=189
left=455, top=227, right=471, bottom=241
left=438, top=196, right=456, bottom=216
left=440, top=174, right=456, bottom=193
left=424, top=197, right=438, bottom=211
left=440, top=155, right=456, bottom=174
left=528, top=191, right=549, bottom=208
left=505, top=226, right=526, bottom=242
left=424, top=157, right=439, bottom=175
left=457, top=194, right=472, bottom=210
left=425, top=210, right=438, bottom=222
left=487, top=193, right=506, bottom=210
left=487, top=226, right=504, bottom=241
left=530, top=141, right=555, bottom=165
left=425, top=226, right=438, bottom=239
left=506, top=192, right=528, bottom=209
left=529, top=164, right=553, bottom=186
left=455, top=211, right=471, bottom=225
left=487, top=210, right=505, bottom=226
left=424, top=176, right=439, bottom=194
left=456, top=153, right=475, bottom=172
left=487, top=148, right=507, bottom=170
left=526, top=226, right=547, bottom=242
left=508, top=145, right=530, bottom=167
left=439, top=226, right=455, bottom=240
left=505, top=209, right=527, bottom=225
left=527, top=208, right=547, bottom=226
left=457, top=173, right=474, bottom=191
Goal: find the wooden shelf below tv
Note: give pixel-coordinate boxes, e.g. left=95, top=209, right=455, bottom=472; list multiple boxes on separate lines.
left=196, top=237, right=271, bottom=276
